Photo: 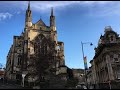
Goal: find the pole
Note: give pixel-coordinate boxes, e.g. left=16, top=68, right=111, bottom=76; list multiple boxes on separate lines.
left=109, top=81, right=111, bottom=89
left=23, top=77, right=24, bottom=87
left=22, top=74, right=26, bottom=87
left=81, top=42, right=88, bottom=89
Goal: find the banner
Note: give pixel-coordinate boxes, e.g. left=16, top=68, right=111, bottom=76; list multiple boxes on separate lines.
left=84, top=56, right=88, bottom=70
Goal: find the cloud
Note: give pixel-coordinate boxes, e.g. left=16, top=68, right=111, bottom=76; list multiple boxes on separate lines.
left=1, top=1, right=114, bottom=11
left=27, top=1, right=114, bottom=12
left=30, top=1, right=79, bottom=11
left=30, top=1, right=114, bottom=10
left=0, top=1, right=120, bottom=17
left=0, top=12, right=13, bottom=21
left=16, top=11, right=21, bottom=14
left=81, top=1, right=113, bottom=4
left=86, top=1, right=120, bottom=17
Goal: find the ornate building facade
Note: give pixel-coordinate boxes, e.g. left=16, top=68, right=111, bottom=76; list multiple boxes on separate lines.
left=5, top=2, right=68, bottom=89
left=90, top=26, right=120, bottom=89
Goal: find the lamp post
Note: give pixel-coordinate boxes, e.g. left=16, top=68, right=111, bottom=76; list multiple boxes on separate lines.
left=109, top=80, right=111, bottom=89
left=22, top=71, right=27, bottom=87
left=81, top=42, right=93, bottom=89
left=22, top=74, right=26, bottom=87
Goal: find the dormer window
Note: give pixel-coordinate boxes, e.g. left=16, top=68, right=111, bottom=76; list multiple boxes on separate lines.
left=104, top=26, right=112, bottom=33
left=109, top=35, right=116, bottom=43
left=110, top=36, right=113, bottom=41
left=40, top=26, right=42, bottom=30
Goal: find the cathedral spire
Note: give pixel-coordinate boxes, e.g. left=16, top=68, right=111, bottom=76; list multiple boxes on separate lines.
left=51, top=7, right=54, bottom=16
left=28, top=1, right=30, bottom=10
left=40, top=16, right=42, bottom=20
left=50, top=7, right=56, bottom=31
left=25, top=1, right=32, bottom=27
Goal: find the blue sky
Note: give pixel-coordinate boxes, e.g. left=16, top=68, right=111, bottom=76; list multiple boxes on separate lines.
left=1, top=1, right=120, bottom=69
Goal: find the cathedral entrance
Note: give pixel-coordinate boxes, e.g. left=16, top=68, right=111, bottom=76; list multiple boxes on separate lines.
left=16, top=74, right=22, bottom=84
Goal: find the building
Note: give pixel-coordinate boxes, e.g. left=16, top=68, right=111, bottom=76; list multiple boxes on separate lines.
left=90, top=26, right=120, bottom=89
left=0, top=63, right=5, bottom=81
left=86, top=66, right=95, bottom=89
left=5, top=2, right=68, bottom=89
left=64, top=68, right=85, bottom=89
left=0, top=70, right=4, bottom=81
left=72, top=68, right=85, bottom=84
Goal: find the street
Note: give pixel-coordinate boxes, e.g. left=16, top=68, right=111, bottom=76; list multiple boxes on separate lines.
left=0, top=82, right=27, bottom=89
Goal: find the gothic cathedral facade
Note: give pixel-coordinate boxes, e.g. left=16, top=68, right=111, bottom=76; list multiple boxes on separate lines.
left=5, top=2, right=68, bottom=88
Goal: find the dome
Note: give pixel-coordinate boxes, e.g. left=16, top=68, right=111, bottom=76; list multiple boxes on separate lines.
left=104, top=26, right=112, bottom=33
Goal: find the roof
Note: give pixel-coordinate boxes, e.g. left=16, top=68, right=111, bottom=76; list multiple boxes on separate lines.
left=34, top=19, right=46, bottom=27
left=72, top=68, right=84, bottom=73
left=93, top=43, right=120, bottom=59
left=0, top=70, right=4, bottom=75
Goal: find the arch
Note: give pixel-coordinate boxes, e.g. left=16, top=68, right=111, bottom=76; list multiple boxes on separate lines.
left=33, top=34, right=52, bottom=56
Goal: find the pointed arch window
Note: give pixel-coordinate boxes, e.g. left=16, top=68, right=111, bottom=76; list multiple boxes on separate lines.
left=34, top=34, right=49, bottom=56
left=18, top=56, right=21, bottom=65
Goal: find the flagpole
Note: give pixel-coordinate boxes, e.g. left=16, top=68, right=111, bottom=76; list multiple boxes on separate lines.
left=81, top=41, right=93, bottom=89
left=81, top=42, right=88, bottom=89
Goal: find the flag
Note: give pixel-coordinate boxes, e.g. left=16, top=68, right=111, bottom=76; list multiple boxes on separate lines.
left=84, top=56, right=88, bottom=70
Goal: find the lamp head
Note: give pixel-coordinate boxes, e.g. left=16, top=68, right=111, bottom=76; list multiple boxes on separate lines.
left=90, top=43, right=93, bottom=46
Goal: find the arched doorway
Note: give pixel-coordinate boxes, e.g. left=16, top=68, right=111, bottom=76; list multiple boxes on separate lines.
left=16, top=74, right=22, bottom=84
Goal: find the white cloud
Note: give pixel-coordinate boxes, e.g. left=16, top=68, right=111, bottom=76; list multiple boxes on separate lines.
left=1, top=1, right=114, bottom=11
left=0, top=12, right=13, bottom=21
left=30, top=1, right=79, bottom=11
left=16, top=11, right=21, bottom=14
left=86, top=1, right=120, bottom=17
left=1, top=1, right=120, bottom=17
left=30, top=1, right=114, bottom=10
left=26, top=1, right=114, bottom=12
left=81, top=1, right=113, bottom=4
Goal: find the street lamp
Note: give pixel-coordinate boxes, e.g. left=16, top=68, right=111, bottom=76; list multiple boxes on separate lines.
left=109, top=80, right=111, bottom=89
left=22, top=71, right=27, bottom=87
left=81, top=41, right=93, bottom=89
left=22, top=74, right=26, bottom=87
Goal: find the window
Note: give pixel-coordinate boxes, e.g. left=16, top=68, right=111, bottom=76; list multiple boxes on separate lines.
left=117, top=66, right=120, bottom=79
left=109, top=35, right=116, bottom=43
left=114, top=58, right=119, bottom=62
left=110, top=36, right=113, bottom=41
left=118, top=54, right=120, bottom=58
left=34, top=34, right=49, bottom=56
left=18, top=57, right=21, bottom=65
left=16, top=74, right=22, bottom=80
left=40, top=26, right=42, bottom=30
left=56, top=46, right=60, bottom=51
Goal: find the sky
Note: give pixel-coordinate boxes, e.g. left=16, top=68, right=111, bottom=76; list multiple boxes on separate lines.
left=1, top=1, right=120, bottom=69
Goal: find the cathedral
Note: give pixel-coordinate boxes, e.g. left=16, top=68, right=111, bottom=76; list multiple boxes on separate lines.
left=5, top=2, right=68, bottom=89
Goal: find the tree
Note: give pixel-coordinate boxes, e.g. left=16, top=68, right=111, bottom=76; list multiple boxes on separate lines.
left=33, top=35, right=53, bottom=88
